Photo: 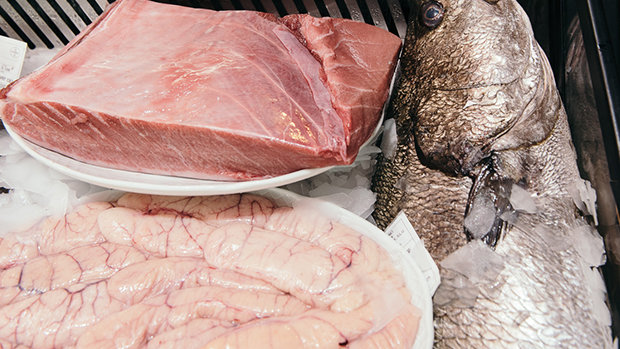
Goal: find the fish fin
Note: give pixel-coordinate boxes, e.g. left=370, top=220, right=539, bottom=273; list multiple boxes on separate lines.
left=464, top=159, right=513, bottom=247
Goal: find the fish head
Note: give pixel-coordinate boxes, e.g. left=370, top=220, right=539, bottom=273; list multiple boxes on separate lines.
left=408, top=0, right=553, bottom=176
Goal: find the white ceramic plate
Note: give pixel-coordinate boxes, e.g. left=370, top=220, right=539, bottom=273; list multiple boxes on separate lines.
left=257, top=188, right=433, bottom=349
left=4, top=118, right=381, bottom=196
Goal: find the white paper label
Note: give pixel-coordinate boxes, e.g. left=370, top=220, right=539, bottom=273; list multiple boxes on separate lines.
left=0, top=36, right=27, bottom=88
left=385, top=211, right=440, bottom=295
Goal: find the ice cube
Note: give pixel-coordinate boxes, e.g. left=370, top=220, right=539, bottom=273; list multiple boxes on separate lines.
left=284, top=134, right=380, bottom=220
left=440, top=240, right=505, bottom=284
left=464, top=190, right=496, bottom=239
left=380, top=118, right=398, bottom=160
left=433, top=269, right=479, bottom=308
left=572, top=225, right=606, bottom=267
left=347, top=187, right=376, bottom=218
left=0, top=133, right=111, bottom=235
left=510, top=184, right=538, bottom=213
left=524, top=222, right=572, bottom=252
left=583, top=266, right=612, bottom=327
left=569, top=179, right=598, bottom=225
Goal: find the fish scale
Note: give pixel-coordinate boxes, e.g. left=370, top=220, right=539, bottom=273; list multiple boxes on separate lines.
left=374, top=142, right=471, bottom=261
left=435, top=217, right=607, bottom=348
left=372, top=14, right=471, bottom=261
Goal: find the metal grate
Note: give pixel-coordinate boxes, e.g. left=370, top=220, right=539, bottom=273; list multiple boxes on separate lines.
left=0, top=0, right=410, bottom=49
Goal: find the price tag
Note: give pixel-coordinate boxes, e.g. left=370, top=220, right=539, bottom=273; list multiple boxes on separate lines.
left=0, top=36, right=27, bottom=88
left=385, top=211, right=440, bottom=295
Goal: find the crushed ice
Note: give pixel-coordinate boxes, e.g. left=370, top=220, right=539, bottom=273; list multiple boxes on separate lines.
left=572, top=224, right=606, bottom=267
left=527, top=222, right=573, bottom=252
left=569, top=179, right=598, bottom=225
left=463, top=188, right=496, bottom=239
left=379, top=118, right=398, bottom=160
left=570, top=223, right=610, bottom=328
left=0, top=131, right=116, bottom=235
left=434, top=240, right=505, bottom=307
left=433, top=269, right=479, bottom=308
left=285, top=133, right=382, bottom=221
left=509, top=184, right=538, bottom=213
left=523, top=220, right=605, bottom=267
left=584, top=265, right=612, bottom=327
left=440, top=240, right=505, bottom=284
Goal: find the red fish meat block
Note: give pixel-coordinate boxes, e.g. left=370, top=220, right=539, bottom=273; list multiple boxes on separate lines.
left=0, top=0, right=401, bottom=180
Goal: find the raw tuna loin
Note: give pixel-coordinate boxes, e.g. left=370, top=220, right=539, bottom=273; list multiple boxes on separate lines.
left=0, top=0, right=401, bottom=180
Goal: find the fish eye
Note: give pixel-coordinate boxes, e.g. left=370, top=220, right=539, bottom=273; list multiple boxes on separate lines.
left=420, top=1, right=444, bottom=28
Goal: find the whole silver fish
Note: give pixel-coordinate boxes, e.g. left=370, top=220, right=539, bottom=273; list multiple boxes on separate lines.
left=372, top=0, right=614, bottom=347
